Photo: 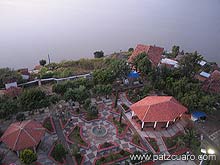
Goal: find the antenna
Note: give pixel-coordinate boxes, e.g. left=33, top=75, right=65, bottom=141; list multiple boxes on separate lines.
left=48, top=54, right=51, bottom=64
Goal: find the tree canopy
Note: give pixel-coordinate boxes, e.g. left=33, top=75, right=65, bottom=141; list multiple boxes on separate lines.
left=20, top=149, right=37, bottom=165
left=39, top=59, right=47, bottom=66
left=94, top=51, right=104, bottom=58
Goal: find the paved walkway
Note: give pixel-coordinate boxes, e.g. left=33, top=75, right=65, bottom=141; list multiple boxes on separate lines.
left=53, top=117, right=75, bottom=165
left=62, top=98, right=148, bottom=165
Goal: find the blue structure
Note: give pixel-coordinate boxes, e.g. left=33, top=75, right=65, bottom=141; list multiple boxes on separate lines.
left=191, top=111, right=207, bottom=121
left=128, top=71, right=140, bottom=79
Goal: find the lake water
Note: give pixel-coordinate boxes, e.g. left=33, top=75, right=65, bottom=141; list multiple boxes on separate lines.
left=0, top=0, right=220, bottom=69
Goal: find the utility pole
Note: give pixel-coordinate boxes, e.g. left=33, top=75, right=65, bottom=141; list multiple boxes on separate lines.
left=48, top=54, right=51, bottom=64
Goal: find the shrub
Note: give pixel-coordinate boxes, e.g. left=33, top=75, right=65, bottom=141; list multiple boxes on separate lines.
left=20, top=149, right=37, bottom=165
left=51, top=143, right=67, bottom=163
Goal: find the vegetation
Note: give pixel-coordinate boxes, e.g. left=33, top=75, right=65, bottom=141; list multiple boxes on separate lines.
left=68, top=126, right=87, bottom=147
left=100, top=142, right=114, bottom=149
left=133, top=52, right=152, bottom=76
left=132, top=133, right=141, bottom=146
left=146, top=138, right=159, bottom=152
left=19, top=88, right=50, bottom=111
left=163, top=128, right=200, bottom=154
left=0, top=68, right=22, bottom=88
left=94, top=51, right=104, bottom=58
left=43, top=117, right=54, bottom=132
left=39, top=59, right=47, bottom=66
left=51, top=143, right=67, bottom=163
left=71, top=144, right=83, bottom=164
left=20, top=149, right=37, bottom=165
left=95, top=150, right=130, bottom=165
left=112, top=116, right=127, bottom=134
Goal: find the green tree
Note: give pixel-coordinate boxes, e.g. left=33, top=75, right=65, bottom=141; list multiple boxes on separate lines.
left=52, top=143, right=67, bottom=163
left=0, top=68, right=22, bottom=88
left=19, top=88, right=49, bottom=111
left=171, top=45, right=180, bottom=58
left=128, top=48, right=134, bottom=52
left=20, top=149, right=37, bottom=165
left=94, top=51, right=104, bottom=58
left=39, top=59, right=47, bottom=66
left=179, top=52, right=203, bottom=78
left=133, top=52, right=152, bottom=76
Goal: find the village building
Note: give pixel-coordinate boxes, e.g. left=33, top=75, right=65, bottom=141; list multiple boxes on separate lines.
left=0, top=120, right=45, bottom=155
left=195, top=71, right=211, bottom=82
left=130, top=96, right=187, bottom=130
left=18, top=68, right=30, bottom=80
left=203, top=70, right=220, bottom=93
left=5, top=80, right=18, bottom=90
left=128, top=44, right=164, bottom=67
left=160, top=58, right=179, bottom=69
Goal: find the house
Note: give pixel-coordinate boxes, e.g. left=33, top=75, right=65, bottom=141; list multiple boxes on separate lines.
left=5, top=80, right=17, bottom=89
left=160, top=58, right=179, bottom=68
left=18, top=68, right=30, bottom=80
left=128, top=44, right=164, bottom=67
left=130, top=96, right=187, bottom=130
left=195, top=71, right=211, bottom=82
left=198, top=60, right=207, bottom=67
left=203, top=70, right=220, bottom=93
left=0, top=120, right=45, bottom=155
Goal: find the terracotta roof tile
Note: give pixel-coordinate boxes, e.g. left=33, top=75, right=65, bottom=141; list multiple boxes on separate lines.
left=203, top=70, right=220, bottom=93
left=130, top=96, right=187, bottom=122
left=128, top=44, right=164, bottom=66
left=0, top=120, right=45, bottom=151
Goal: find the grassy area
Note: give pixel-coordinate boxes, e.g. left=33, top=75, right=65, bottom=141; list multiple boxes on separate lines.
left=163, top=134, right=184, bottom=149
left=68, top=126, right=87, bottom=147
left=74, top=153, right=83, bottom=165
left=132, top=133, right=142, bottom=147
left=100, top=142, right=114, bottom=149
left=146, top=138, right=159, bottom=152
left=112, top=117, right=127, bottom=134
left=95, top=150, right=130, bottom=165
left=43, top=117, right=54, bottom=132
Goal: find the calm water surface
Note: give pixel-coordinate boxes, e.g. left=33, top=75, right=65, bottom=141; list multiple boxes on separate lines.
left=0, top=0, right=220, bottom=69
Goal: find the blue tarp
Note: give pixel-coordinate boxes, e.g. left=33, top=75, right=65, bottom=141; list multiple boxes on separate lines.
left=128, top=71, right=140, bottom=78
left=192, top=111, right=207, bottom=119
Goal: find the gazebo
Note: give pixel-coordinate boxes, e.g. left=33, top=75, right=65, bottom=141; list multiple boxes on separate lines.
left=130, top=96, right=187, bottom=130
left=0, top=120, right=45, bottom=155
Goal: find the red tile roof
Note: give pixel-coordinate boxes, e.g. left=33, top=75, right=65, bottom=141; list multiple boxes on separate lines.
left=0, top=120, right=45, bottom=151
left=128, top=44, right=164, bottom=66
left=130, top=96, right=187, bottom=122
left=203, top=70, right=220, bottom=93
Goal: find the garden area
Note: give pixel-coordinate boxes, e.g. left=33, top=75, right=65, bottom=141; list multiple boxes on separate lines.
left=99, top=142, right=115, bottom=150
left=50, top=143, right=67, bottom=164
left=95, top=150, right=130, bottom=165
left=108, top=115, right=128, bottom=136
left=146, top=137, right=159, bottom=152
left=68, top=126, right=88, bottom=147
left=43, top=117, right=54, bottom=133
left=163, top=128, right=201, bottom=154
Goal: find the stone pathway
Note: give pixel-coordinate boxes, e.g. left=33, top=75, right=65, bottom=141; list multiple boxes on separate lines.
left=53, top=117, right=75, bottom=165
left=62, top=98, right=148, bottom=165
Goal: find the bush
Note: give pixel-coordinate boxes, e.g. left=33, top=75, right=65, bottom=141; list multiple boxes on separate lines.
left=16, top=113, right=25, bottom=121
left=51, top=143, right=67, bottom=163
left=20, top=149, right=37, bottom=165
